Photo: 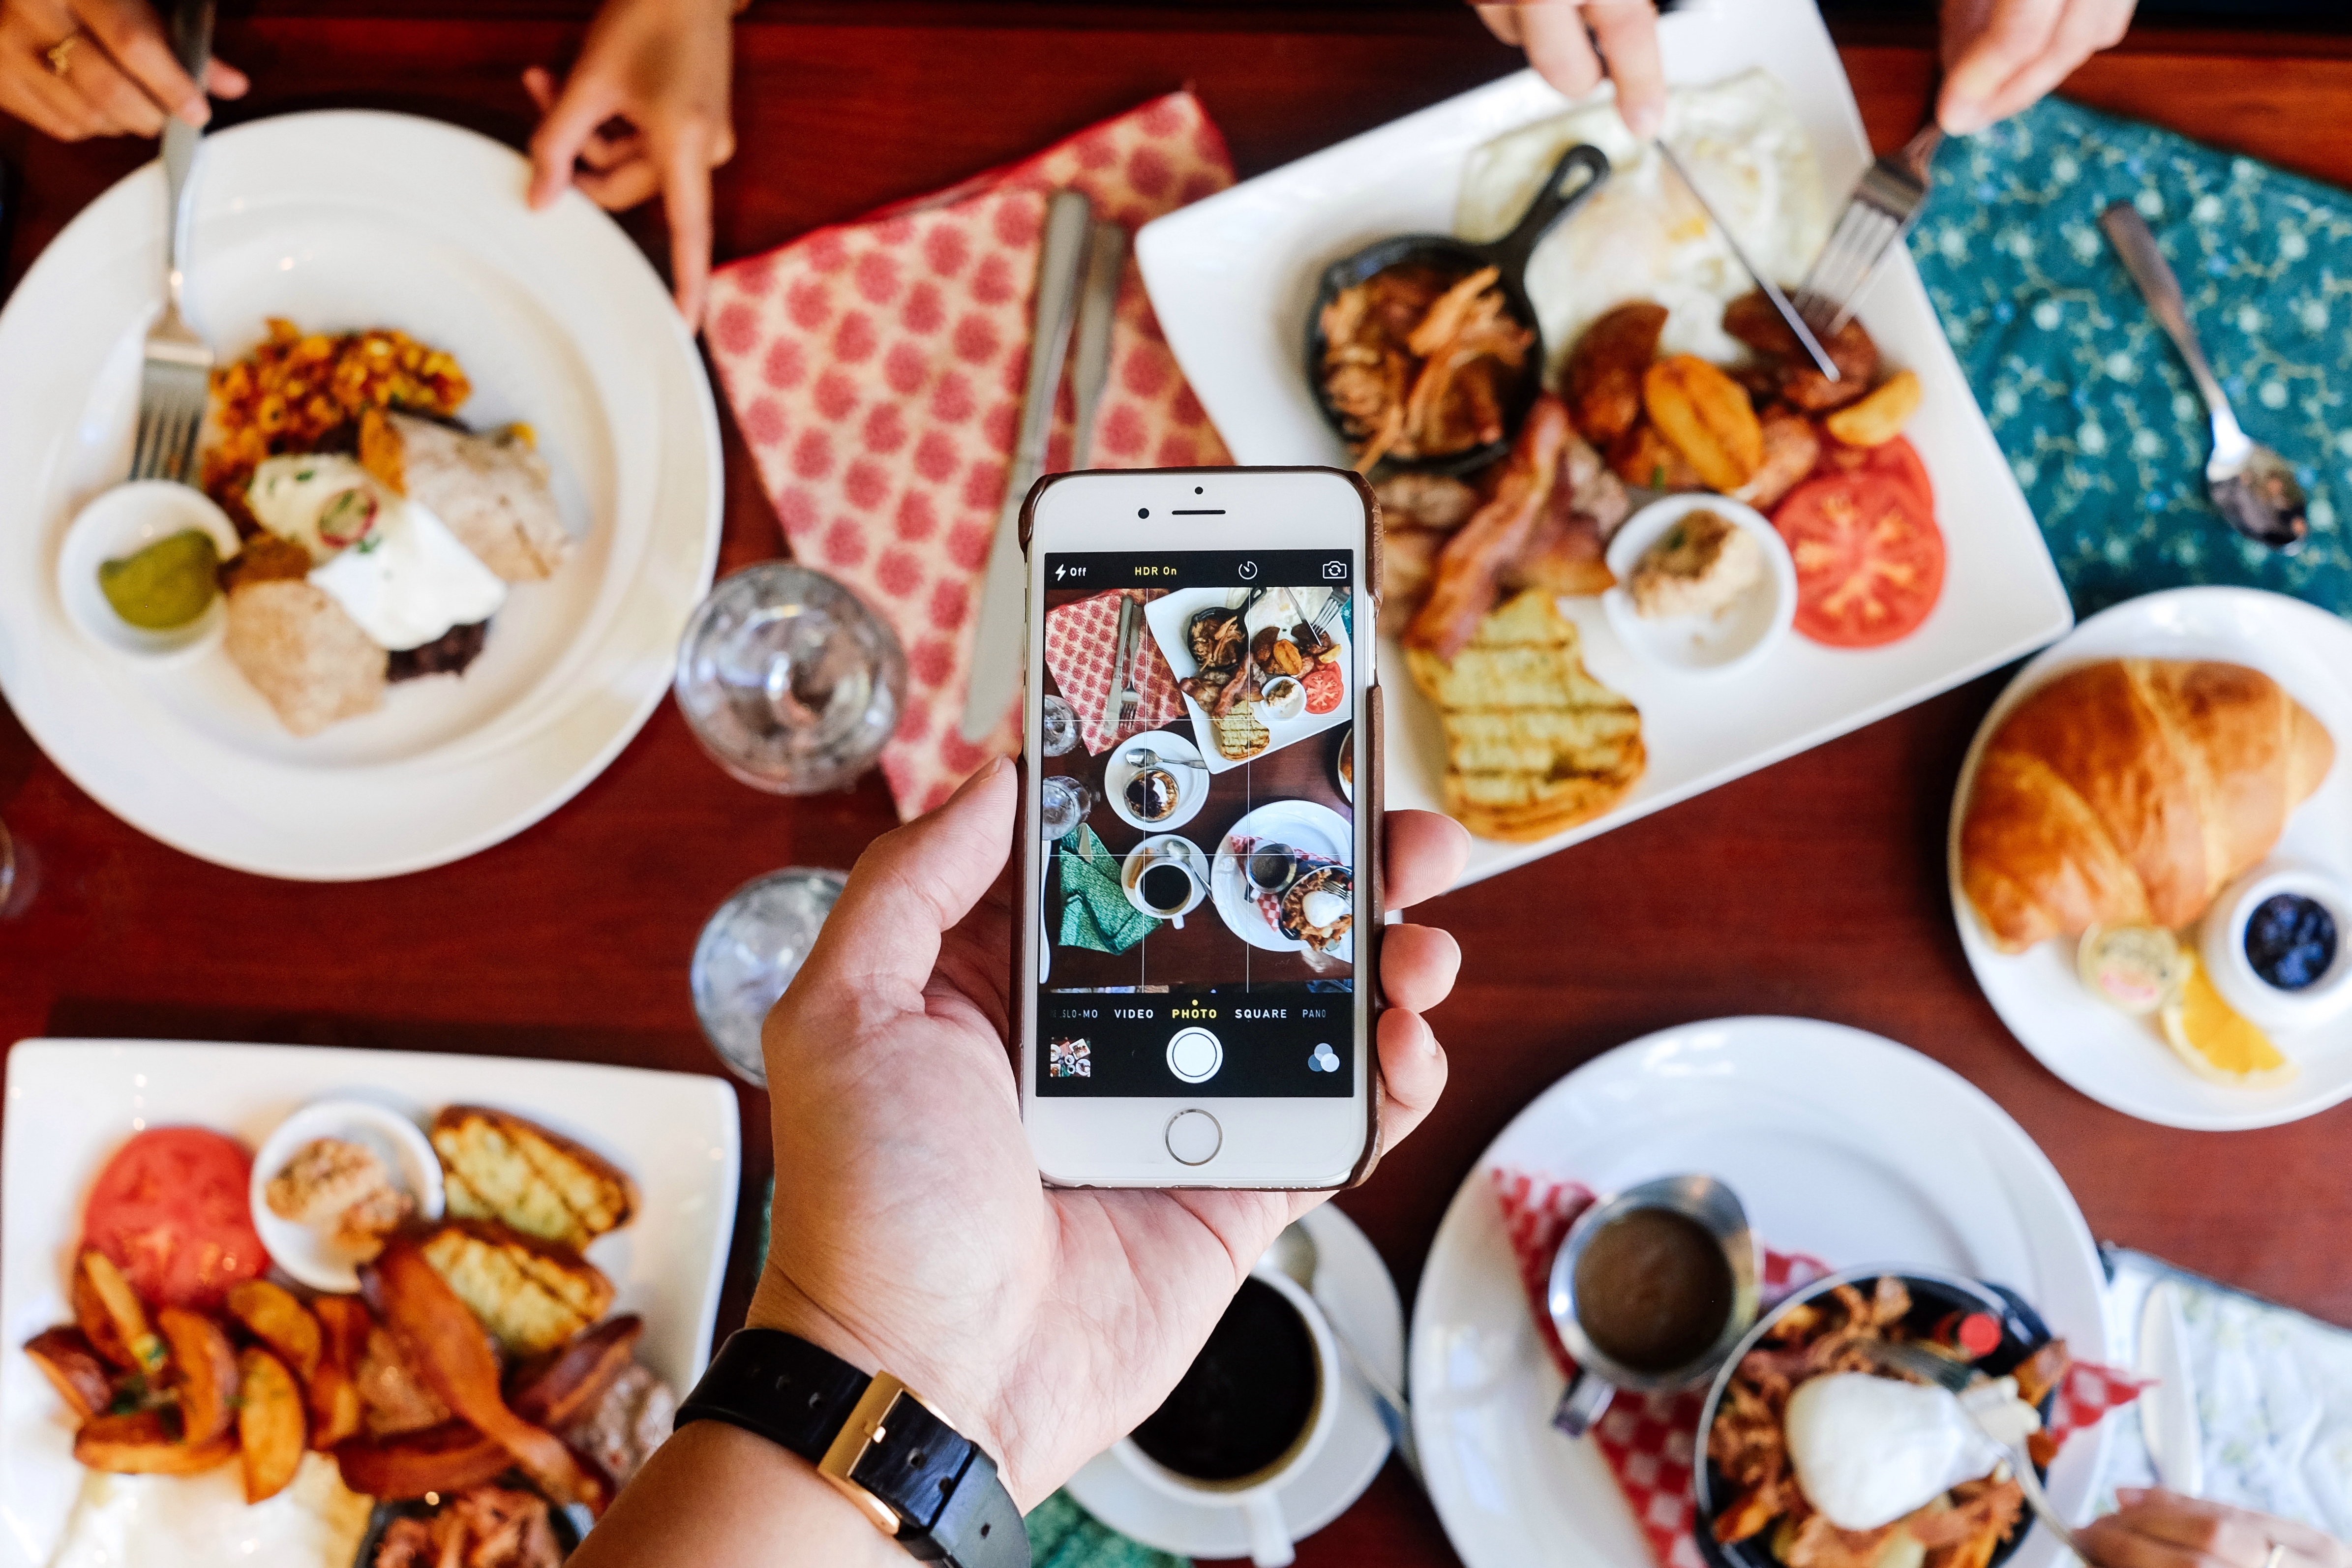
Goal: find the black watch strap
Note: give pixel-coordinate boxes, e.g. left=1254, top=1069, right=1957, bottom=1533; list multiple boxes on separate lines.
left=676, top=1329, right=1029, bottom=1568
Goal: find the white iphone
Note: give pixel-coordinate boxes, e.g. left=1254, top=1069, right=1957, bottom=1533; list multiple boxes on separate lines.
left=1017, top=467, right=1382, bottom=1190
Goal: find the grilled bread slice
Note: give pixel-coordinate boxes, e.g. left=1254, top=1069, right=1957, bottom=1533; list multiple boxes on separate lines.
left=1405, top=589, right=1644, bottom=842
left=1210, top=707, right=1270, bottom=761
left=431, top=1107, right=637, bottom=1253
left=419, top=1221, right=615, bottom=1357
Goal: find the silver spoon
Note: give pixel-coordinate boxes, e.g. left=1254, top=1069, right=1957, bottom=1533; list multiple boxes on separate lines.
left=1267, top=1222, right=1422, bottom=1484
left=2100, top=204, right=2307, bottom=553
left=1123, top=747, right=1207, bottom=772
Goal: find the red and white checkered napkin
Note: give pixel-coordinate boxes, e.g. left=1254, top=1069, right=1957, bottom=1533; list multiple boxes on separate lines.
left=1042, top=589, right=1183, bottom=755
left=701, top=92, right=1236, bottom=819
left=1491, top=1168, right=2147, bottom=1568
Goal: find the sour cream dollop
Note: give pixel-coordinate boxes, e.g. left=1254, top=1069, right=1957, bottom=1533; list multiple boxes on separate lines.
left=1784, top=1371, right=2041, bottom=1531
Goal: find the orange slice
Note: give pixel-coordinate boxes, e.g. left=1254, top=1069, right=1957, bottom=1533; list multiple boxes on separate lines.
left=2160, top=956, right=2295, bottom=1085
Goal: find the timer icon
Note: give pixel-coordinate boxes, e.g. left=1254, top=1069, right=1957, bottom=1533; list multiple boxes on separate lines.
left=1237, top=560, right=1259, bottom=580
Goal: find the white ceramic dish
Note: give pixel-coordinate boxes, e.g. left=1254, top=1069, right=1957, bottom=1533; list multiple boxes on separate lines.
left=0, top=1038, right=740, bottom=1564
left=1950, top=588, right=2352, bottom=1130
left=1214, top=799, right=1355, bottom=962
left=1136, top=0, right=2072, bottom=887
left=1122, top=833, right=1212, bottom=927
left=1409, top=1016, right=2109, bottom=1568
left=246, top=1097, right=447, bottom=1294
left=55, top=482, right=243, bottom=661
left=1065, top=1202, right=1398, bottom=1561
left=1105, top=729, right=1210, bottom=832
left=1143, top=587, right=1354, bottom=775
left=1600, top=494, right=1795, bottom=678
left=2198, top=863, right=2352, bottom=1033
left=0, top=111, right=722, bottom=881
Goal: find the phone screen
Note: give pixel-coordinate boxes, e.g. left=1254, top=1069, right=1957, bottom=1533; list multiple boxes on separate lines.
left=1033, top=548, right=1359, bottom=1101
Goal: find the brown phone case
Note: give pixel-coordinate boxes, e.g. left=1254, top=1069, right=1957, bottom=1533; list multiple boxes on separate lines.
left=1015, top=466, right=1387, bottom=1191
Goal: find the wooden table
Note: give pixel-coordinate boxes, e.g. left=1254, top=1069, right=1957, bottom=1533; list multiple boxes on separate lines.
left=7, top=7, right=2352, bottom=1565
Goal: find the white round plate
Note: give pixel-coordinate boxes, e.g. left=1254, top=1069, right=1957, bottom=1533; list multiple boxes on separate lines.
left=1065, top=1202, right=1399, bottom=1559
left=1410, top=1016, right=2109, bottom=1568
left=1104, top=729, right=1209, bottom=832
left=1213, top=799, right=1355, bottom=961
left=1949, top=587, right=2352, bottom=1130
left=0, top=111, right=721, bottom=880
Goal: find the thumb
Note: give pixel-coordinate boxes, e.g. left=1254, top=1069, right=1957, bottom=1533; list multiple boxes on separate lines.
left=794, top=758, right=1017, bottom=1016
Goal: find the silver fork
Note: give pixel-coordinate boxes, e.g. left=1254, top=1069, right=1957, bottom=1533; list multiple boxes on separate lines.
left=1858, top=1336, right=2085, bottom=1557
left=130, top=0, right=216, bottom=483
left=1113, top=602, right=1145, bottom=731
left=1792, top=122, right=1944, bottom=336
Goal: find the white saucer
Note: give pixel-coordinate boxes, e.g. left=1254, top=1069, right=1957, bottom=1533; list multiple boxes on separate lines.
left=1600, top=493, right=1796, bottom=679
left=1121, top=834, right=1211, bottom=925
left=1065, top=1203, right=1400, bottom=1559
left=1105, top=729, right=1208, bottom=832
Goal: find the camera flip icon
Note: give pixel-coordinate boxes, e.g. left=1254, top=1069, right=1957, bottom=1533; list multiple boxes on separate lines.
left=1323, top=560, right=1346, bottom=579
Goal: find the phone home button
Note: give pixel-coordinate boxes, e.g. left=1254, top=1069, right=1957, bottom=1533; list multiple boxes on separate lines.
left=1165, top=1110, right=1221, bottom=1166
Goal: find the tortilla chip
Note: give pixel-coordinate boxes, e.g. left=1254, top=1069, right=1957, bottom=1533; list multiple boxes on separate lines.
left=223, top=580, right=387, bottom=736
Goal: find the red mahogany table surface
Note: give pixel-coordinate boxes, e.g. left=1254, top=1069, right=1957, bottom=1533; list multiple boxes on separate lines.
left=7, top=7, right=2352, bottom=1564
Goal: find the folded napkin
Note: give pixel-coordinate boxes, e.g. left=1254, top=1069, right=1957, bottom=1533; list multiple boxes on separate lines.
left=1056, top=824, right=1158, bottom=955
left=703, top=94, right=1237, bottom=819
left=1495, top=1169, right=2144, bottom=1568
left=1043, top=588, right=1185, bottom=755
left=1911, top=98, right=2352, bottom=619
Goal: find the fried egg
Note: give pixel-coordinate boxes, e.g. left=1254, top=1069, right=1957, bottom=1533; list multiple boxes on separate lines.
left=1456, top=69, right=1829, bottom=371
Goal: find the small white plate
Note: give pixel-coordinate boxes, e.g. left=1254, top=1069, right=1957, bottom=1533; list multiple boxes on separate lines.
left=1143, top=587, right=1354, bottom=775
left=1121, top=834, right=1212, bottom=927
left=1600, top=494, right=1795, bottom=678
left=1213, top=800, right=1355, bottom=962
left=246, top=1098, right=446, bottom=1294
left=1104, top=730, right=1209, bottom=832
left=1409, top=1016, right=2108, bottom=1568
left=55, top=482, right=242, bottom=662
left=1949, top=587, right=2352, bottom=1130
left=1065, top=1203, right=1400, bottom=1560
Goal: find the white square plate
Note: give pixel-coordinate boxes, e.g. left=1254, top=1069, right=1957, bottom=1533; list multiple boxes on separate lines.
left=1137, top=0, right=2074, bottom=887
left=0, top=1038, right=741, bottom=1565
left=1143, top=586, right=1354, bottom=773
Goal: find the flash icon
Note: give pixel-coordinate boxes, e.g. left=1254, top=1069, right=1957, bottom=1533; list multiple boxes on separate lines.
left=1055, top=564, right=1067, bottom=581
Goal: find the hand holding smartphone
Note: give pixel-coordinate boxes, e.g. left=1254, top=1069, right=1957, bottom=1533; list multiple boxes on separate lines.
left=1018, top=468, right=1381, bottom=1189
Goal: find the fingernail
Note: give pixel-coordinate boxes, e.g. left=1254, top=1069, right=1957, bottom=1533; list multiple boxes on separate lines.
left=1623, top=101, right=1662, bottom=139
left=2115, top=1487, right=2147, bottom=1504
left=1940, top=99, right=1988, bottom=135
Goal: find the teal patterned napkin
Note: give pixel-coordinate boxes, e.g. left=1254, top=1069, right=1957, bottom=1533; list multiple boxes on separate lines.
left=1056, top=824, right=1160, bottom=955
left=1909, top=97, right=2352, bottom=617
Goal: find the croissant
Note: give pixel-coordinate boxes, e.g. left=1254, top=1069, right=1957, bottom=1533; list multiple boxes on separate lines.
left=1960, top=659, right=2333, bottom=953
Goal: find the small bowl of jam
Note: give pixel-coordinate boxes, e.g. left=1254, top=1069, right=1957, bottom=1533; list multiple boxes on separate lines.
left=2200, top=862, right=2352, bottom=1032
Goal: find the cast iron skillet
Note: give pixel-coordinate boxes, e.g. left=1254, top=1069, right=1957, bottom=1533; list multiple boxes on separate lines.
left=1691, top=1266, right=2058, bottom=1568
left=1304, top=141, right=1611, bottom=478
left=353, top=1495, right=591, bottom=1566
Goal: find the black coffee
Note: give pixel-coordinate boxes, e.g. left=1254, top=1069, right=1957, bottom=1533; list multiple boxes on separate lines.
left=1140, top=863, right=1192, bottom=912
left=1131, top=1277, right=1318, bottom=1482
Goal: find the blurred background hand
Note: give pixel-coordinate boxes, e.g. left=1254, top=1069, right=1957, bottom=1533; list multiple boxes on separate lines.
left=1476, top=3, right=1666, bottom=138
left=2079, top=1490, right=2352, bottom=1568
left=1937, top=0, right=2137, bottom=134
left=525, top=0, right=738, bottom=326
left=0, top=0, right=242, bottom=141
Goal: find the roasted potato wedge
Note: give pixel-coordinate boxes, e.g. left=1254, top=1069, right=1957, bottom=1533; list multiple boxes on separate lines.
left=1823, top=369, right=1922, bottom=448
left=156, top=1308, right=239, bottom=1445
left=1642, top=355, right=1763, bottom=491
left=1608, top=420, right=1706, bottom=493
left=308, top=1296, right=370, bottom=1449
left=227, top=1279, right=323, bottom=1383
left=1566, top=300, right=1668, bottom=445
left=333, top=1419, right=510, bottom=1499
left=23, top=1327, right=112, bottom=1421
left=237, top=1347, right=306, bottom=1503
left=74, top=1410, right=238, bottom=1475
left=509, top=1315, right=645, bottom=1430
left=75, top=1253, right=164, bottom=1376
left=1730, top=404, right=1823, bottom=512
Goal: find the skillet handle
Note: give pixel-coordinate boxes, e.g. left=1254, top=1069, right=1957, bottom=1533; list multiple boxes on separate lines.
left=1487, top=143, right=1610, bottom=280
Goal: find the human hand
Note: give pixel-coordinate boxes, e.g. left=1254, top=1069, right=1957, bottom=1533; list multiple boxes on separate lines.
left=0, top=0, right=243, bottom=141
left=1936, top=0, right=2136, bottom=134
left=2079, top=1489, right=2352, bottom=1568
left=524, top=0, right=736, bottom=325
left=1475, top=2, right=1665, bottom=140
left=748, top=758, right=1469, bottom=1506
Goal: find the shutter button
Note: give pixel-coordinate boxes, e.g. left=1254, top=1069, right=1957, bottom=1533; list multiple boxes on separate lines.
left=1165, top=1110, right=1221, bottom=1166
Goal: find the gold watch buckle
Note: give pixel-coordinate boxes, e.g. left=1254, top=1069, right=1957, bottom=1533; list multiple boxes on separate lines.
left=816, top=1372, right=929, bottom=1535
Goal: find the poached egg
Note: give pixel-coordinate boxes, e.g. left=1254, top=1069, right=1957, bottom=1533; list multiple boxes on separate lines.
left=1783, top=1371, right=2043, bottom=1531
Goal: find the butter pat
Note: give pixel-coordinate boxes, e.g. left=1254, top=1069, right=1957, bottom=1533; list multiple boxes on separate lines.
left=1785, top=1372, right=2040, bottom=1531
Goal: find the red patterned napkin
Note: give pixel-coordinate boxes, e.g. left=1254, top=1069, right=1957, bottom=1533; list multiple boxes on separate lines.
left=1492, top=1169, right=2146, bottom=1568
left=1042, top=589, right=1183, bottom=755
left=702, top=93, right=1236, bottom=818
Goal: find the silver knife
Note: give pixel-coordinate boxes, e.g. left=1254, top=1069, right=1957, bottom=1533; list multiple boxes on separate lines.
left=1105, top=594, right=1136, bottom=736
left=2138, top=1280, right=2205, bottom=1496
left=1655, top=140, right=1840, bottom=383
left=1069, top=221, right=1126, bottom=468
left=960, top=191, right=1094, bottom=741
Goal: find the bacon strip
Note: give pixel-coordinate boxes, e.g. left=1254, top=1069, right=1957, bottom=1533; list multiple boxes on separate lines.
left=1403, top=394, right=1571, bottom=659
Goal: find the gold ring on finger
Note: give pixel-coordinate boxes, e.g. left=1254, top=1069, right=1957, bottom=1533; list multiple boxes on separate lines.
left=44, top=32, right=77, bottom=77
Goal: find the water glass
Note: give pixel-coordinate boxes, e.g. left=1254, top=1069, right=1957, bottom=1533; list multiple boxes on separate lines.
left=1040, top=777, right=1093, bottom=840
left=675, top=563, right=906, bottom=794
left=1040, top=694, right=1081, bottom=756
left=690, top=867, right=848, bottom=1085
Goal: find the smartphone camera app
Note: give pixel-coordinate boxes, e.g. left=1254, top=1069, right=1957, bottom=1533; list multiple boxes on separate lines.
left=1036, top=549, right=1358, bottom=1100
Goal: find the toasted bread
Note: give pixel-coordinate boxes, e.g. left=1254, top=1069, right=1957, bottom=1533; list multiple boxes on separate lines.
left=419, top=1221, right=615, bottom=1357
left=1211, top=707, right=1270, bottom=761
left=431, top=1107, right=637, bottom=1252
left=1406, top=590, right=1644, bottom=842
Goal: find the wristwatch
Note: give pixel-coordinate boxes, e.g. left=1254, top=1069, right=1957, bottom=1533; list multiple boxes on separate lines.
left=676, top=1329, right=1030, bottom=1568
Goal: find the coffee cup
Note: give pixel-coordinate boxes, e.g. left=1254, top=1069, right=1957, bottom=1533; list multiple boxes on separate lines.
left=1544, top=1173, right=1758, bottom=1437
left=1127, top=845, right=1204, bottom=928
left=1111, top=1266, right=1340, bottom=1568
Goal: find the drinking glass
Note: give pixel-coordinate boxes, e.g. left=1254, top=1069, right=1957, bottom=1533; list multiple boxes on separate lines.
left=690, top=867, right=849, bottom=1086
left=1040, top=777, right=1093, bottom=841
left=0, top=819, right=14, bottom=913
left=1040, top=695, right=1081, bottom=757
left=674, top=563, right=906, bottom=794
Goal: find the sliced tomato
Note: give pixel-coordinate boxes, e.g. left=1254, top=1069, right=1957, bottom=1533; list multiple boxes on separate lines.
left=82, top=1127, right=270, bottom=1309
left=1301, top=661, right=1345, bottom=716
left=1773, top=472, right=1946, bottom=648
left=1813, top=432, right=1934, bottom=517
